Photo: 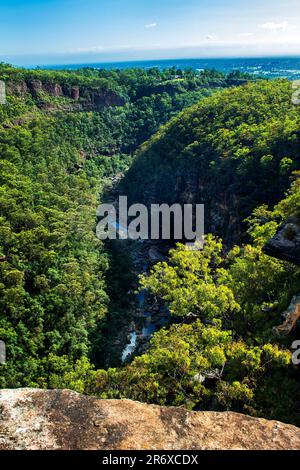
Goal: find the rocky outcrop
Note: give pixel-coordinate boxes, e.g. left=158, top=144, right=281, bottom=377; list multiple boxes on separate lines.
left=6, top=81, right=29, bottom=96
left=264, top=218, right=300, bottom=266
left=6, top=80, right=125, bottom=111
left=86, top=88, right=126, bottom=110
left=0, top=389, right=300, bottom=450
left=26, top=79, right=43, bottom=95
left=43, top=82, right=63, bottom=97
left=274, top=293, right=300, bottom=336
left=70, top=85, right=80, bottom=101
left=265, top=219, right=300, bottom=334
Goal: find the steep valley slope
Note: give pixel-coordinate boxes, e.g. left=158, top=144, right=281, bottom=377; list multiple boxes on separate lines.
left=121, top=80, right=300, bottom=246
left=1, top=66, right=300, bottom=440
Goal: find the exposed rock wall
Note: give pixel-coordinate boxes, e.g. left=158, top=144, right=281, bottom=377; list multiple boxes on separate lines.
left=6, top=80, right=125, bottom=111
left=121, top=155, right=242, bottom=246
left=0, top=389, right=300, bottom=450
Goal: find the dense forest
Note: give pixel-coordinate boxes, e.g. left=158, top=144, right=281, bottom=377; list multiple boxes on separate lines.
left=0, top=64, right=300, bottom=426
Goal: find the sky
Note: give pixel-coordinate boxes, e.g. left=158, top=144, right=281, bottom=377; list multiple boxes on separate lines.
left=0, top=0, right=300, bottom=66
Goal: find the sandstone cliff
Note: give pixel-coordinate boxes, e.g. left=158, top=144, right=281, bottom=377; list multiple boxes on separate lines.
left=0, top=389, right=299, bottom=450
left=6, top=79, right=125, bottom=111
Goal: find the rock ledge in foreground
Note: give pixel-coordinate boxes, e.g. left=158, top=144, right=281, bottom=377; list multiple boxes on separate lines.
left=0, top=388, right=299, bottom=450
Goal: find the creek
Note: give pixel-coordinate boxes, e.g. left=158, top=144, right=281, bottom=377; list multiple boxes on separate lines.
left=101, top=184, right=170, bottom=364
left=120, top=258, right=170, bottom=363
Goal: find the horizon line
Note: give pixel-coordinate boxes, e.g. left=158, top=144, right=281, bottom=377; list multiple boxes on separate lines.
left=4, top=53, right=300, bottom=69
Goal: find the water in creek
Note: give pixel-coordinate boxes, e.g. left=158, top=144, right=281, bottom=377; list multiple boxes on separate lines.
left=121, top=288, right=156, bottom=362
left=121, top=284, right=169, bottom=363
left=121, top=331, right=137, bottom=363
left=104, top=214, right=169, bottom=363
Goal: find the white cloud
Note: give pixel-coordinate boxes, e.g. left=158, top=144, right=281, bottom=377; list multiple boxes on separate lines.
left=238, top=32, right=254, bottom=38
left=76, top=45, right=136, bottom=53
left=206, top=34, right=218, bottom=41
left=145, top=23, right=157, bottom=29
left=76, top=46, right=105, bottom=53
left=259, top=21, right=289, bottom=31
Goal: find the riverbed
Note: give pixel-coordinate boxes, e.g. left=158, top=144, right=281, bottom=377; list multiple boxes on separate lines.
left=120, top=251, right=170, bottom=363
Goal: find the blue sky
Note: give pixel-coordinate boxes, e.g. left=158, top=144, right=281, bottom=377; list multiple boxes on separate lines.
left=1, top=0, right=300, bottom=65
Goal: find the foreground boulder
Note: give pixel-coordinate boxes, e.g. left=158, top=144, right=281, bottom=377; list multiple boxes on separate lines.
left=0, top=389, right=300, bottom=450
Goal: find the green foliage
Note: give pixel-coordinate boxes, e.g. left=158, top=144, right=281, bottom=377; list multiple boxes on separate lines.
left=123, top=80, right=300, bottom=243
left=1, top=65, right=300, bottom=428
left=0, top=64, right=229, bottom=388
left=106, top=225, right=300, bottom=424
left=93, top=320, right=293, bottom=419
left=140, top=236, right=239, bottom=320
left=0, top=101, right=111, bottom=387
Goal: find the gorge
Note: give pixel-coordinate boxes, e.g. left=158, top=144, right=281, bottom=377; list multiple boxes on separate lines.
left=0, top=63, right=300, bottom=437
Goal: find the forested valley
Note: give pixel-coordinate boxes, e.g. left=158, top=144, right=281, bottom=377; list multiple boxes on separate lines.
left=0, top=63, right=300, bottom=426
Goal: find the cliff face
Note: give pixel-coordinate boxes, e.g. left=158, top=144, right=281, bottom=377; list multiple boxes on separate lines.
left=6, top=80, right=125, bottom=111
left=0, top=389, right=300, bottom=450
left=121, top=148, right=242, bottom=245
